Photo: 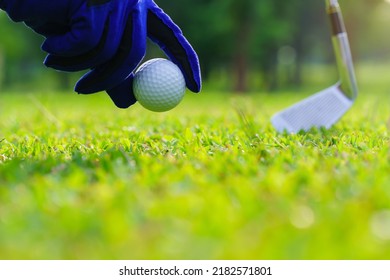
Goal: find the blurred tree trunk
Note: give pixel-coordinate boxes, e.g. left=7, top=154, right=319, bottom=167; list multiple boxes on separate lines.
left=230, top=0, right=254, bottom=93
left=289, top=0, right=326, bottom=87
left=291, top=29, right=304, bottom=87
left=0, top=50, right=3, bottom=90
left=233, top=24, right=251, bottom=93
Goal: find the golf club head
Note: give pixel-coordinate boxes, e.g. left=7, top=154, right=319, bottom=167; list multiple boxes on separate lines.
left=271, top=0, right=358, bottom=133
left=271, top=84, right=353, bottom=133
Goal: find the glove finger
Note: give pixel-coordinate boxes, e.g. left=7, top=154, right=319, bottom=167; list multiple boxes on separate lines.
left=44, top=1, right=134, bottom=72
left=147, top=1, right=201, bottom=93
left=75, top=7, right=147, bottom=94
left=44, top=18, right=116, bottom=72
left=106, top=74, right=137, bottom=109
left=41, top=3, right=110, bottom=56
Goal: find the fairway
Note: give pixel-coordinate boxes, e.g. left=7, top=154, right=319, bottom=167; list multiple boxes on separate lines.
left=0, top=79, right=389, bottom=259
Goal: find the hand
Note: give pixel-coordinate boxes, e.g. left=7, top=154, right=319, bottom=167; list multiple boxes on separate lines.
left=0, top=0, right=201, bottom=108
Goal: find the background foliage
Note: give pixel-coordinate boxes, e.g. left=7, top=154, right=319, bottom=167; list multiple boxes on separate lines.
left=0, top=0, right=389, bottom=92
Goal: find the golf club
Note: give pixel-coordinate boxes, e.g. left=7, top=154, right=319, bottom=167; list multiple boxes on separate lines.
left=271, top=0, right=358, bottom=133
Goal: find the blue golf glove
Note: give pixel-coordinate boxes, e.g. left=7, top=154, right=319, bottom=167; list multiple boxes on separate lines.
left=0, top=0, right=201, bottom=108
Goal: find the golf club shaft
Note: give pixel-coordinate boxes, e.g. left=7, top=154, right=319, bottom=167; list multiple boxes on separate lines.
left=327, top=0, right=358, bottom=100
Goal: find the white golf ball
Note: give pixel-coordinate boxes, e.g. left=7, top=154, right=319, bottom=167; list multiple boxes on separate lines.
left=133, top=58, right=186, bottom=112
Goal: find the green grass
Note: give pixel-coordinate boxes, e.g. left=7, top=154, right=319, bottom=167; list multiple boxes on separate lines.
left=0, top=82, right=389, bottom=259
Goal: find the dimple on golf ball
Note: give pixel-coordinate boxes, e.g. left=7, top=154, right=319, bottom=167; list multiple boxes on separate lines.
left=133, top=58, right=186, bottom=112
